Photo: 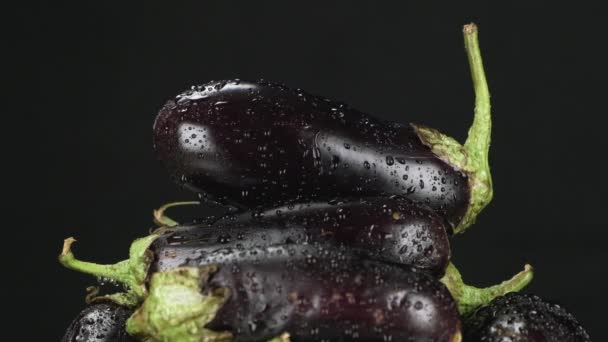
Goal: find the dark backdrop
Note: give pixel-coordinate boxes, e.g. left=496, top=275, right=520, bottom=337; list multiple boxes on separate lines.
left=13, top=1, right=606, bottom=340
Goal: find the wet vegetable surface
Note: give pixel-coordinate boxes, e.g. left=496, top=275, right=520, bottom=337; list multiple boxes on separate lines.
left=157, top=244, right=462, bottom=342
left=149, top=223, right=309, bottom=273
left=59, top=203, right=532, bottom=336
left=464, top=292, right=591, bottom=342
left=154, top=21, right=494, bottom=236
left=60, top=235, right=464, bottom=341
left=61, top=302, right=136, bottom=342
left=153, top=80, right=473, bottom=231
left=207, top=196, right=451, bottom=275
left=56, top=23, right=581, bottom=342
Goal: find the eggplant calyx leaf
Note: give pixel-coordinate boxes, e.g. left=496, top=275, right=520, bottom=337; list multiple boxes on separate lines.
left=126, top=266, right=232, bottom=342
left=440, top=262, right=534, bottom=316
left=58, top=234, right=160, bottom=307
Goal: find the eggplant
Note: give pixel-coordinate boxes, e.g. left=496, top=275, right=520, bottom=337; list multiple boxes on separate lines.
left=209, top=196, right=451, bottom=275
left=174, top=244, right=463, bottom=341
left=153, top=24, right=492, bottom=234
left=464, top=292, right=591, bottom=342
left=61, top=302, right=136, bottom=342
left=64, top=240, right=462, bottom=342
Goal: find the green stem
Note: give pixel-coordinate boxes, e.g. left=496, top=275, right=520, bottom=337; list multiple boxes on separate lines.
left=463, top=23, right=491, bottom=155
left=412, top=22, right=493, bottom=234
left=153, top=201, right=200, bottom=227
left=440, top=262, right=533, bottom=316
left=60, top=238, right=132, bottom=283
left=459, top=23, right=493, bottom=234
left=58, top=234, right=159, bottom=307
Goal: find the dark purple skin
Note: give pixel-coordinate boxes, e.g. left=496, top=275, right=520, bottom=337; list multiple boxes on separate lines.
left=213, top=196, right=451, bottom=275
left=464, top=292, right=591, bottom=342
left=61, top=302, right=136, bottom=342
left=149, top=223, right=309, bottom=273
left=153, top=79, right=469, bottom=229
left=152, top=243, right=462, bottom=342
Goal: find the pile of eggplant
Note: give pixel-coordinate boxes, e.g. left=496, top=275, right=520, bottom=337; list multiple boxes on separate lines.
left=59, top=23, right=591, bottom=342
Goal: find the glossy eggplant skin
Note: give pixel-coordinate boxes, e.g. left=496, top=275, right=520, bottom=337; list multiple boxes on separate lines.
left=464, top=292, right=591, bottom=342
left=153, top=79, right=469, bottom=229
left=152, top=243, right=461, bottom=342
left=214, top=197, right=451, bottom=275
left=61, top=302, right=136, bottom=342
left=149, top=223, right=309, bottom=273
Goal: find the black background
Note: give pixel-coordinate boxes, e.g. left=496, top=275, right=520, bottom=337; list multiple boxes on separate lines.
left=13, top=1, right=607, bottom=340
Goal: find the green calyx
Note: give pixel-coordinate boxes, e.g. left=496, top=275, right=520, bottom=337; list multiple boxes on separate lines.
left=413, top=23, right=493, bottom=234
left=126, top=266, right=292, bottom=342
left=126, top=266, right=232, bottom=342
left=58, top=234, right=160, bottom=307
left=440, top=262, right=534, bottom=316
left=57, top=201, right=197, bottom=306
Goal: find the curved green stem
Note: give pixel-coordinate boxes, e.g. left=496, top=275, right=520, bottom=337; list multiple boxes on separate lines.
left=463, top=23, right=491, bottom=155
left=58, top=234, right=160, bottom=307
left=440, top=262, right=533, bottom=316
left=413, top=22, right=493, bottom=234
left=153, top=201, right=200, bottom=227
left=459, top=23, right=493, bottom=234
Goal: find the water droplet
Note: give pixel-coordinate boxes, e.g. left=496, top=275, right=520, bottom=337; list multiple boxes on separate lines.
left=217, top=233, right=231, bottom=244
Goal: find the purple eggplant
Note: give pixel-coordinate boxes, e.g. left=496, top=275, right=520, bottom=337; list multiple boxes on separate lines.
left=182, top=244, right=462, bottom=341
left=61, top=302, right=136, bottom=342
left=464, top=292, right=591, bottom=342
left=210, top=196, right=451, bottom=275
left=62, top=238, right=462, bottom=341
left=153, top=24, right=493, bottom=234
